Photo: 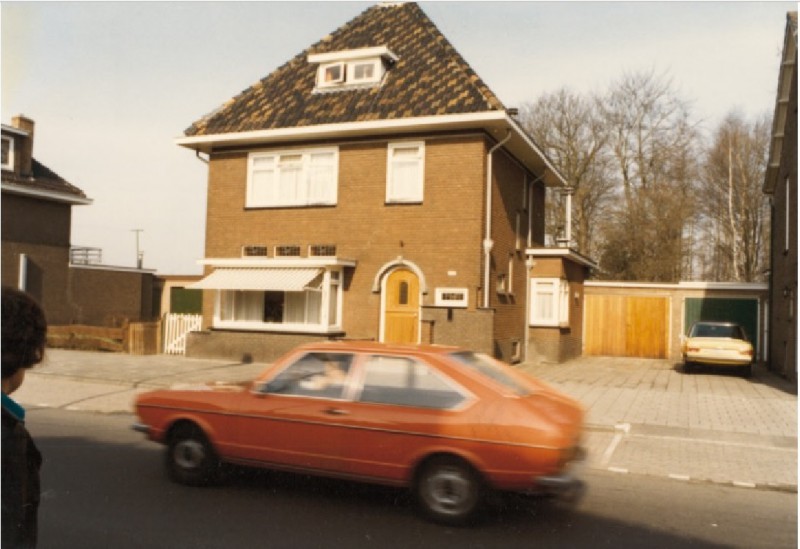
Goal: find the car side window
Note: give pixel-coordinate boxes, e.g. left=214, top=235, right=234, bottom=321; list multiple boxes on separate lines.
left=358, top=355, right=466, bottom=409
left=265, top=352, right=353, bottom=399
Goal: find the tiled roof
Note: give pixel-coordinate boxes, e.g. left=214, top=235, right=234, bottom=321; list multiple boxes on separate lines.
left=185, top=2, right=506, bottom=137
left=2, top=159, right=89, bottom=201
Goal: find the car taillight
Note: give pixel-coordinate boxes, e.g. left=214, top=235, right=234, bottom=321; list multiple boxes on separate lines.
left=740, top=349, right=754, bottom=357
left=687, top=347, right=700, bottom=353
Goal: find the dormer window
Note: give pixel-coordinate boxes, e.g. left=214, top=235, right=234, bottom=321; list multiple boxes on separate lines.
left=309, top=46, right=398, bottom=91
left=322, top=63, right=345, bottom=85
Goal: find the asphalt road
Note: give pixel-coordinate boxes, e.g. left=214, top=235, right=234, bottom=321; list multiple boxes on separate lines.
left=28, top=408, right=797, bottom=549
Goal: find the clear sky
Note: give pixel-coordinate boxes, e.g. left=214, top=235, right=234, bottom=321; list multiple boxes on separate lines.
left=2, top=1, right=794, bottom=274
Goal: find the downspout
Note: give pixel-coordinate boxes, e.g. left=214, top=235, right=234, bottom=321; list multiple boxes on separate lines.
left=483, top=130, right=513, bottom=309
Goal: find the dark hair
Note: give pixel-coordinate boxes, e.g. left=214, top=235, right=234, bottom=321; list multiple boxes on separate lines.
left=2, top=286, right=47, bottom=379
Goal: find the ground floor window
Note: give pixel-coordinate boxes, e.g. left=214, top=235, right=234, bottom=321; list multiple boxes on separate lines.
left=529, top=278, right=569, bottom=327
left=215, top=270, right=341, bottom=333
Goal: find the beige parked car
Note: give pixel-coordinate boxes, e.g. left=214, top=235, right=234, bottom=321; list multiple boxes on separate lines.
left=682, top=321, right=754, bottom=377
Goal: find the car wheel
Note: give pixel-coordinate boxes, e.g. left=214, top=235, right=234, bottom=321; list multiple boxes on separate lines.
left=684, top=360, right=693, bottom=374
left=414, top=456, right=483, bottom=526
left=166, top=422, right=220, bottom=486
left=741, top=364, right=752, bottom=378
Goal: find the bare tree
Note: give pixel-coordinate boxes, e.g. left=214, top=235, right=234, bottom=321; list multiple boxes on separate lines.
left=518, top=88, right=613, bottom=258
left=698, top=111, right=771, bottom=282
left=596, top=70, right=700, bottom=281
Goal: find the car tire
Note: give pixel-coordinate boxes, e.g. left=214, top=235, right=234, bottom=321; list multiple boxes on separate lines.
left=684, top=360, right=693, bottom=374
left=414, top=455, right=483, bottom=526
left=742, top=364, right=753, bottom=378
left=166, top=422, right=220, bottom=487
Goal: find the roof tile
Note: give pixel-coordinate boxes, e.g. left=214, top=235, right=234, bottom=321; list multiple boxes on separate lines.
left=185, top=2, right=505, bottom=137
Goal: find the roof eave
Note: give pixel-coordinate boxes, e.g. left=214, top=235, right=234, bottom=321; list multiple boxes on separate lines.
left=1, top=181, right=93, bottom=205
left=176, top=112, right=567, bottom=187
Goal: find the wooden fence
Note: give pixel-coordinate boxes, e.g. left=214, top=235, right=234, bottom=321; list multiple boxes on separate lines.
left=48, top=320, right=163, bottom=355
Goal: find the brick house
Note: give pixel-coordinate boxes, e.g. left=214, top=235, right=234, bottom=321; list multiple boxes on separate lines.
left=180, top=2, right=591, bottom=363
left=2, top=115, right=159, bottom=328
left=764, top=11, right=798, bottom=383
left=1, top=115, right=92, bottom=323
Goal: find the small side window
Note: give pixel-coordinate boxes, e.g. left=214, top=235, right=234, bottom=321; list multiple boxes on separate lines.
left=358, top=355, right=466, bottom=409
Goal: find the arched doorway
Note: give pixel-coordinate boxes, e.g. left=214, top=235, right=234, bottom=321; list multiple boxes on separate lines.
left=382, top=268, right=420, bottom=344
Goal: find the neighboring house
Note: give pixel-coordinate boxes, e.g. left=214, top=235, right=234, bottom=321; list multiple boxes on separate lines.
left=764, top=11, right=798, bottom=383
left=2, top=115, right=158, bottom=328
left=1, top=115, right=92, bottom=323
left=179, top=2, right=592, bottom=363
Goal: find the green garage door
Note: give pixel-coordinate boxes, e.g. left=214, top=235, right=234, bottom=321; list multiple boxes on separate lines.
left=684, top=298, right=760, bottom=355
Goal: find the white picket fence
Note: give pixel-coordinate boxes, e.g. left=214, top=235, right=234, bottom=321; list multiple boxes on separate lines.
left=163, top=313, right=203, bottom=355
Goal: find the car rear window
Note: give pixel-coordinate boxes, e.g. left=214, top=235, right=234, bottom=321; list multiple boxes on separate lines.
left=690, top=323, right=746, bottom=340
left=447, top=352, right=530, bottom=396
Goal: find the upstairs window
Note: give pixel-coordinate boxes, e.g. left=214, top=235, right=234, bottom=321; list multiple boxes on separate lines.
left=321, top=63, right=345, bottom=85
left=247, top=147, right=338, bottom=208
left=1, top=136, right=13, bottom=170
left=386, top=141, right=425, bottom=203
left=309, top=47, right=397, bottom=91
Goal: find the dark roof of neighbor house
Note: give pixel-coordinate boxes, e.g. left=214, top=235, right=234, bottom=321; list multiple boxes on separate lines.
left=185, top=2, right=506, bottom=137
left=2, top=158, right=89, bottom=202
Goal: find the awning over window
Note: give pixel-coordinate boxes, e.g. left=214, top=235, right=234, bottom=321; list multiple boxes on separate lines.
left=188, top=268, right=323, bottom=291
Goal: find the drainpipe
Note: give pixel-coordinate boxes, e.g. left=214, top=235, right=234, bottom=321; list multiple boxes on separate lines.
left=483, top=130, right=512, bottom=309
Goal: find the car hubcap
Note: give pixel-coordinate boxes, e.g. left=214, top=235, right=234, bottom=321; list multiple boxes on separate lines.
left=425, top=467, right=472, bottom=514
left=174, top=439, right=205, bottom=470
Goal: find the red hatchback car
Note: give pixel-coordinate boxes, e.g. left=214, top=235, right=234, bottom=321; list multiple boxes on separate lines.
left=134, top=341, right=586, bottom=524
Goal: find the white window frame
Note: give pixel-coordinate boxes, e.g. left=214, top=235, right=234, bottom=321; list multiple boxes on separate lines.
left=1, top=135, right=13, bottom=170
left=347, top=59, right=381, bottom=84
left=246, top=147, right=338, bottom=208
left=529, top=278, right=569, bottom=327
left=386, top=141, right=425, bottom=203
left=213, top=268, right=344, bottom=334
left=318, top=62, right=346, bottom=87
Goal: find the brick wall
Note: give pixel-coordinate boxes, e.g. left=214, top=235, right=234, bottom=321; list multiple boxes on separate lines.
left=197, top=132, right=543, bottom=359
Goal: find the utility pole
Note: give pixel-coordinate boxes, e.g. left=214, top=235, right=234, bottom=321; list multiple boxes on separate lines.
left=132, top=229, right=144, bottom=269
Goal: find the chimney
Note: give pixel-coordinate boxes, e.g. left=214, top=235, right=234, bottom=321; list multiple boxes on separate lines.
left=11, top=115, right=34, bottom=176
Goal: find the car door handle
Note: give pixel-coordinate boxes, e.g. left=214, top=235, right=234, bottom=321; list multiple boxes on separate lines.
left=325, top=408, right=350, bottom=416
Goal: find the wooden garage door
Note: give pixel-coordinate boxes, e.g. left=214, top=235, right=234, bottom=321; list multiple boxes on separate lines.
left=584, top=295, right=669, bottom=358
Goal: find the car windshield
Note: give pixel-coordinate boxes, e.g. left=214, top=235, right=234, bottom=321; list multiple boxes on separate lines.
left=690, top=323, right=746, bottom=340
left=448, top=351, right=530, bottom=396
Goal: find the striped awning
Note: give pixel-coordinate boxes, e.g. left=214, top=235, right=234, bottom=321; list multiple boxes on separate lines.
left=188, top=268, right=323, bottom=291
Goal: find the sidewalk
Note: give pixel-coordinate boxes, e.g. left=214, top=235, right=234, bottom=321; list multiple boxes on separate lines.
left=15, top=349, right=798, bottom=492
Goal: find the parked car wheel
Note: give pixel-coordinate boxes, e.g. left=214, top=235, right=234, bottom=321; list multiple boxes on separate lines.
left=741, top=363, right=753, bottom=378
left=414, top=455, right=483, bottom=526
left=166, top=422, right=220, bottom=486
left=683, top=360, right=693, bottom=374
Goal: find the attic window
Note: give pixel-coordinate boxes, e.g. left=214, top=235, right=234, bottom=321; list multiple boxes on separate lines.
left=309, top=46, right=398, bottom=91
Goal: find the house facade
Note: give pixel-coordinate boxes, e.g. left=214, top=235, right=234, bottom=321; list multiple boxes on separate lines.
left=181, top=3, right=587, bottom=364
left=1, top=115, right=92, bottom=323
left=764, top=11, right=798, bottom=383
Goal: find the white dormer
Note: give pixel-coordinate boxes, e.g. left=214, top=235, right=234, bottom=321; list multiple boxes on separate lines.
left=309, top=46, right=398, bottom=91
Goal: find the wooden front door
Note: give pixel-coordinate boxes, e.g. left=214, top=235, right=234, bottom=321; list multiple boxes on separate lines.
left=383, top=268, right=419, bottom=344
